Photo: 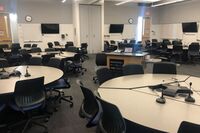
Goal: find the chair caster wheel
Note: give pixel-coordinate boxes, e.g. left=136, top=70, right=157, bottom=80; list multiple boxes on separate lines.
left=54, top=108, right=58, bottom=112
left=70, top=96, right=73, bottom=100
left=43, top=130, right=48, bottom=133
left=81, top=72, right=84, bottom=75
left=70, top=103, right=73, bottom=108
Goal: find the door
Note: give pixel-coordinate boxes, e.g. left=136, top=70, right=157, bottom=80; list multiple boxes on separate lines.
left=142, top=17, right=151, bottom=44
left=0, top=13, right=12, bottom=45
left=80, top=5, right=102, bottom=54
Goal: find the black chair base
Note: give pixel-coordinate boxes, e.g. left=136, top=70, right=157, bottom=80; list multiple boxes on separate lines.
left=8, top=114, right=49, bottom=133
left=54, top=90, right=73, bottom=108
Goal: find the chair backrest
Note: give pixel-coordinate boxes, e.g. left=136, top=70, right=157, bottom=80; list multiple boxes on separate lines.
left=14, top=77, right=45, bottom=108
left=47, top=57, right=61, bottom=69
left=29, top=57, right=42, bottom=65
left=96, top=68, right=114, bottom=85
left=54, top=41, right=60, bottom=46
left=153, top=62, right=177, bottom=74
left=11, top=47, right=20, bottom=55
left=45, top=48, right=55, bottom=52
left=110, top=40, right=115, bottom=44
left=11, top=43, right=21, bottom=49
left=32, top=44, right=38, bottom=48
left=31, top=47, right=42, bottom=53
left=47, top=42, right=53, bottom=48
left=0, top=48, right=5, bottom=58
left=96, top=96, right=126, bottom=133
left=188, top=42, right=200, bottom=52
left=172, top=40, right=182, bottom=46
left=0, top=58, right=9, bottom=68
left=23, top=44, right=31, bottom=48
left=178, top=121, right=200, bottom=133
left=123, top=64, right=144, bottom=76
left=65, top=42, right=74, bottom=49
left=95, top=53, right=107, bottom=66
left=152, top=39, right=158, bottom=43
left=173, top=45, right=183, bottom=53
left=0, top=44, right=9, bottom=49
left=129, top=39, right=136, bottom=44
left=162, top=39, right=171, bottom=45
left=77, top=80, right=99, bottom=119
left=81, top=43, right=88, bottom=49
left=67, top=46, right=78, bottom=53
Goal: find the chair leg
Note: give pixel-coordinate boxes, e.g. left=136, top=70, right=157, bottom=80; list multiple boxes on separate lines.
left=32, top=121, right=48, bottom=132
left=22, top=119, right=31, bottom=133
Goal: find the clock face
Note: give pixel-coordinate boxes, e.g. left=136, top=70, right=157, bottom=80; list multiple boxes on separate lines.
left=25, top=15, right=32, bottom=22
left=128, top=18, right=133, bottom=24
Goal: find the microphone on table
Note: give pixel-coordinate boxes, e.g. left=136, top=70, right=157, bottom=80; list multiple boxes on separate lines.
left=156, top=87, right=166, bottom=104
left=24, top=66, right=31, bottom=77
left=185, top=82, right=195, bottom=103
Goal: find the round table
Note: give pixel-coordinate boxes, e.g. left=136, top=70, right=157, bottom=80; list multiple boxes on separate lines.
left=0, top=65, right=63, bottom=94
left=30, top=51, right=76, bottom=59
left=98, top=74, right=200, bottom=133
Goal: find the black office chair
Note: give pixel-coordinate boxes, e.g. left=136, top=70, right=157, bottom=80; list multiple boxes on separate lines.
left=0, top=48, right=6, bottom=58
left=28, top=57, right=42, bottom=65
left=0, top=58, right=9, bottom=72
left=96, top=68, right=114, bottom=85
left=46, top=57, right=73, bottom=107
left=188, top=42, right=200, bottom=62
left=80, top=43, right=89, bottom=60
left=172, top=45, right=183, bottom=62
left=45, top=48, right=55, bottom=52
left=47, top=42, right=53, bottom=48
left=23, top=44, right=31, bottom=48
left=54, top=41, right=60, bottom=46
left=31, top=47, right=42, bottom=53
left=96, top=96, right=126, bottom=133
left=8, top=47, right=22, bottom=65
left=123, top=64, right=144, bottom=76
left=153, top=62, right=177, bottom=74
left=9, top=77, right=48, bottom=133
left=110, top=40, right=116, bottom=45
left=19, top=49, right=31, bottom=64
left=77, top=80, right=101, bottom=127
left=130, top=39, right=136, bottom=44
left=162, top=39, right=171, bottom=45
left=65, top=41, right=74, bottom=50
left=104, top=41, right=117, bottom=52
left=11, top=43, right=21, bottom=49
left=145, top=40, right=151, bottom=50
left=31, top=44, right=38, bottom=48
left=93, top=53, right=107, bottom=83
left=178, top=121, right=200, bottom=133
left=68, top=54, right=87, bottom=75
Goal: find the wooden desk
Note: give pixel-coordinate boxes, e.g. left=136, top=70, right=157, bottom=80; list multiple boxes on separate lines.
left=98, top=74, right=200, bottom=133
left=0, top=65, right=63, bottom=94
left=106, top=52, right=148, bottom=69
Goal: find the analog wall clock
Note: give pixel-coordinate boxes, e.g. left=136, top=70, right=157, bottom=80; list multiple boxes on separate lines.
left=128, top=18, right=133, bottom=24
left=25, top=15, right=32, bottom=22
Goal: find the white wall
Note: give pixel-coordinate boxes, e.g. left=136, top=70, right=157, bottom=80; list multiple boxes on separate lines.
left=151, top=0, right=200, bottom=44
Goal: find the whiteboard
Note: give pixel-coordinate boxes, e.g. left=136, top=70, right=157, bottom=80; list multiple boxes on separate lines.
left=20, top=24, right=42, bottom=41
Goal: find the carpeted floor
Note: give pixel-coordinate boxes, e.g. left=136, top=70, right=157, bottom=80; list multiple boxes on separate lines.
left=2, top=54, right=200, bottom=133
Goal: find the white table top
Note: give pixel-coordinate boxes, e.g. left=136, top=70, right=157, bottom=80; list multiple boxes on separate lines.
left=0, top=65, right=63, bottom=94
left=98, top=74, right=200, bottom=133
left=30, top=51, right=75, bottom=59
left=106, top=52, right=148, bottom=57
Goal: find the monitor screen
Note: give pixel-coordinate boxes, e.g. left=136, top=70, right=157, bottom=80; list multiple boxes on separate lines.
left=109, top=24, right=124, bottom=33
left=41, top=24, right=59, bottom=34
left=182, top=22, right=198, bottom=33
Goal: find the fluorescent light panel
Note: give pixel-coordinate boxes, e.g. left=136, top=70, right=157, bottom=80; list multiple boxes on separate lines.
left=152, top=0, right=185, bottom=7
left=62, top=0, right=67, bottom=3
left=115, top=0, right=133, bottom=6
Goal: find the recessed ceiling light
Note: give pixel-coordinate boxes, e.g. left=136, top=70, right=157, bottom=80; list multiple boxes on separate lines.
left=152, top=0, right=185, bottom=7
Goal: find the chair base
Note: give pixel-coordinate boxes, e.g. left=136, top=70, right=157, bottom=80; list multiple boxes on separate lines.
left=8, top=114, right=49, bottom=133
left=54, top=90, right=73, bottom=108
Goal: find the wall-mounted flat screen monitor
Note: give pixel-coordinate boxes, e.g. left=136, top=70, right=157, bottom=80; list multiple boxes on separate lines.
left=109, top=24, right=124, bottom=33
left=182, top=22, right=198, bottom=33
left=41, top=24, right=59, bottom=34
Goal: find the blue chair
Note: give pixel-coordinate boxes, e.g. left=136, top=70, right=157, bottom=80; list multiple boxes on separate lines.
left=45, top=57, right=73, bottom=107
